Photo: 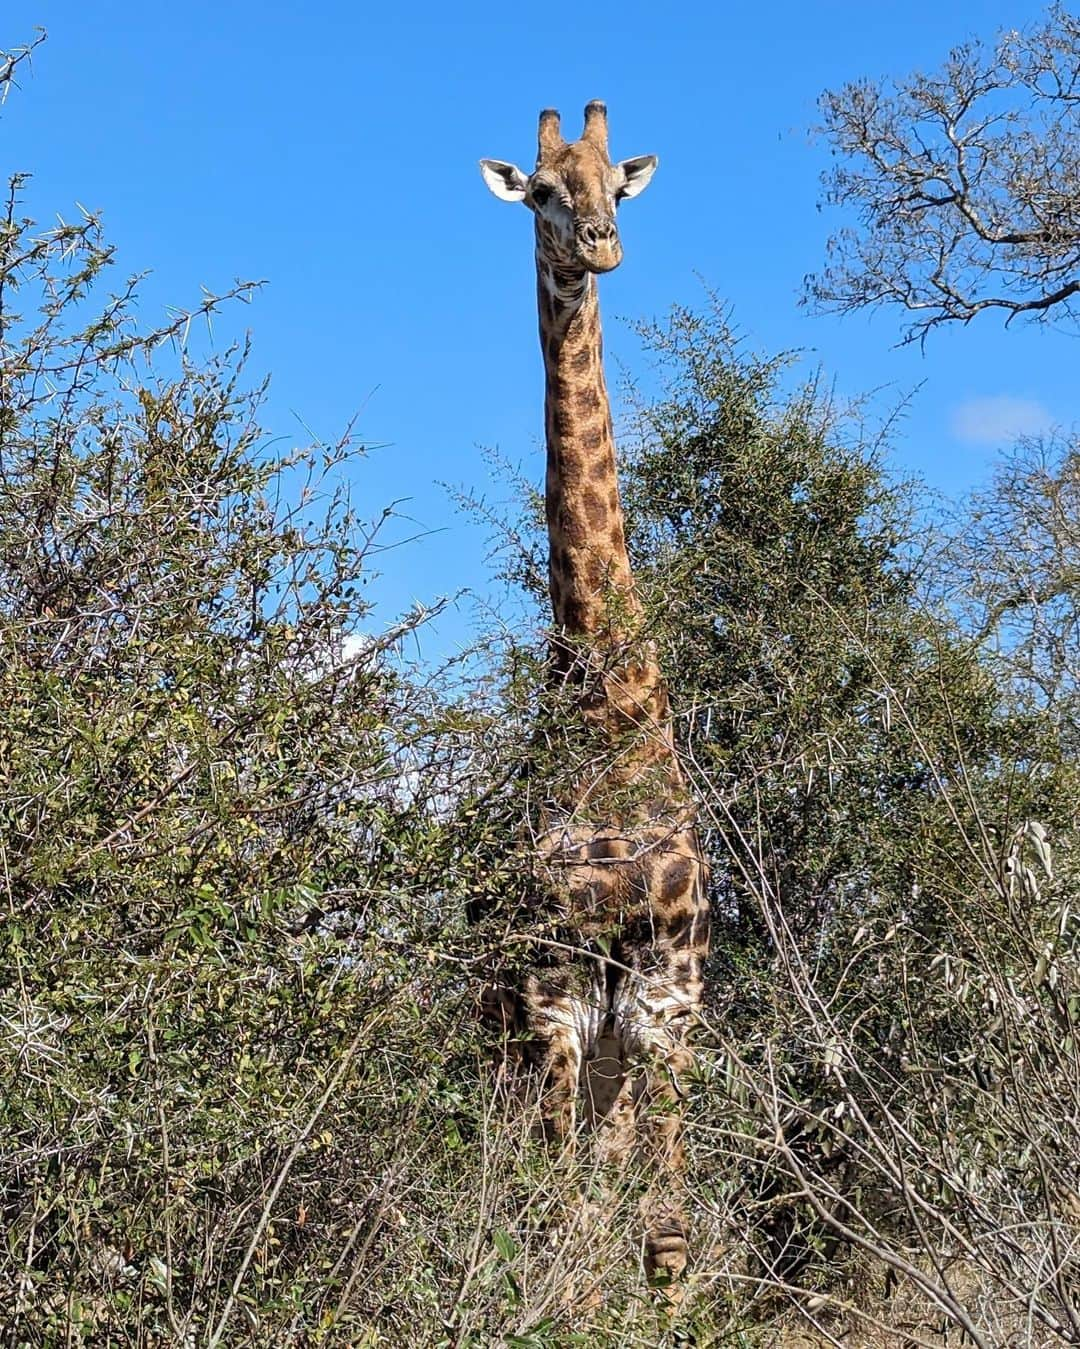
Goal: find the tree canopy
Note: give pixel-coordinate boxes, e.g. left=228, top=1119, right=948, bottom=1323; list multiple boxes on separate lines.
left=808, top=5, right=1080, bottom=343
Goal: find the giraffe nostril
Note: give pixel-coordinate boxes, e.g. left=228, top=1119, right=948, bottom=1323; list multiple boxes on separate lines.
left=577, top=220, right=620, bottom=255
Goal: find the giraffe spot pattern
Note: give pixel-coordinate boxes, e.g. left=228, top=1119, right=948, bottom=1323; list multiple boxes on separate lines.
left=582, top=486, right=608, bottom=529
left=575, top=385, right=602, bottom=415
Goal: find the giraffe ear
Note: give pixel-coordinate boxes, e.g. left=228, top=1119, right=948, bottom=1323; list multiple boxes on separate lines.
left=615, top=155, right=658, bottom=201
left=479, top=159, right=529, bottom=203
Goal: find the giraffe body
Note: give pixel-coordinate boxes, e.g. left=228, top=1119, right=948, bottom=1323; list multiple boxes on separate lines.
left=480, top=103, right=710, bottom=1286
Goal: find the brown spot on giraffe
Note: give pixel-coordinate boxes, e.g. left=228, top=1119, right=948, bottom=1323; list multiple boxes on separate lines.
left=571, top=345, right=592, bottom=374
left=580, top=423, right=606, bottom=453
left=480, top=101, right=708, bottom=1293
left=575, top=385, right=602, bottom=415
left=582, top=487, right=608, bottom=530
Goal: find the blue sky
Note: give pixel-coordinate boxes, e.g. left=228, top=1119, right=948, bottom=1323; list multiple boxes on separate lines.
left=4, top=1, right=1075, bottom=653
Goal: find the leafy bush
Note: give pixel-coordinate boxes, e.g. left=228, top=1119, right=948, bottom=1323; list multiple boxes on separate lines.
left=3, top=32, right=1078, bottom=1348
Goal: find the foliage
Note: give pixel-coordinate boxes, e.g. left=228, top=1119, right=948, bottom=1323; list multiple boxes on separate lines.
left=3, top=28, right=1080, bottom=1348
left=616, top=306, right=1080, bottom=1343
left=623, top=308, right=989, bottom=946
left=950, top=435, right=1080, bottom=749
left=0, top=39, right=491, bottom=1342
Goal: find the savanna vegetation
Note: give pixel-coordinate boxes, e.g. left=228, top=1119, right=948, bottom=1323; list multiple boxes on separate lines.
left=2, top=14, right=1078, bottom=1347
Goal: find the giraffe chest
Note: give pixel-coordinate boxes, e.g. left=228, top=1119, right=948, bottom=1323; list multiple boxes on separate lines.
left=534, top=819, right=703, bottom=939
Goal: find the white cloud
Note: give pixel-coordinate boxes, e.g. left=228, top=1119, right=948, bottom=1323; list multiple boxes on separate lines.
left=950, top=395, right=1056, bottom=447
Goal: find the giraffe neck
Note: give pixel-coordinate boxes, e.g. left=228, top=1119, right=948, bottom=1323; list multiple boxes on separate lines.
left=537, top=250, right=641, bottom=642
left=536, top=248, right=685, bottom=808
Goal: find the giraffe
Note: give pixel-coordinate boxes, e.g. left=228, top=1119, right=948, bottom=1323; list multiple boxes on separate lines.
left=479, top=102, right=711, bottom=1288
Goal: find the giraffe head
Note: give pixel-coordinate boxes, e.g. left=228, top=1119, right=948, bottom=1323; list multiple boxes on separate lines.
left=480, top=101, right=657, bottom=274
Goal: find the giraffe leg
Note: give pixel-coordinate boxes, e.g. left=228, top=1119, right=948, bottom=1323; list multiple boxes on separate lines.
left=636, top=1039, right=692, bottom=1290
left=591, top=1058, right=635, bottom=1165
left=520, top=978, right=608, bottom=1310
left=539, top=1020, right=584, bottom=1150
left=522, top=976, right=588, bottom=1153
left=613, top=953, right=701, bottom=1293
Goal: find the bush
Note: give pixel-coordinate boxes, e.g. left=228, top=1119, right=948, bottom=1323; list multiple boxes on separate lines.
left=615, top=305, right=1080, bottom=1343
left=4, top=33, right=1078, bottom=1346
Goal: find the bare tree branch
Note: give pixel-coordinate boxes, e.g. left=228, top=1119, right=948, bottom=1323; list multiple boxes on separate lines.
left=0, top=32, right=45, bottom=105
left=807, top=6, right=1080, bottom=344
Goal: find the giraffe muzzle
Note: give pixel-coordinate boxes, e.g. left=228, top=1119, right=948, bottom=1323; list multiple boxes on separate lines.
left=575, top=219, right=622, bottom=273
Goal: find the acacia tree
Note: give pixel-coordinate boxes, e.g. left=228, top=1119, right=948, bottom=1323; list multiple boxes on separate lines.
left=808, top=5, right=1080, bottom=343
left=619, top=306, right=993, bottom=950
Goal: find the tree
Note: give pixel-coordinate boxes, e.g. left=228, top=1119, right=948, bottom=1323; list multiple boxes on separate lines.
left=951, top=434, right=1080, bottom=750
left=615, top=306, right=1080, bottom=1342
left=808, top=5, right=1080, bottom=344
left=619, top=305, right=999, bottom=953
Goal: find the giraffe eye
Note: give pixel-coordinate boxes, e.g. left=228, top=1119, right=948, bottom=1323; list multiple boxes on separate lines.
left=531, top=183, right=553, bottom=207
